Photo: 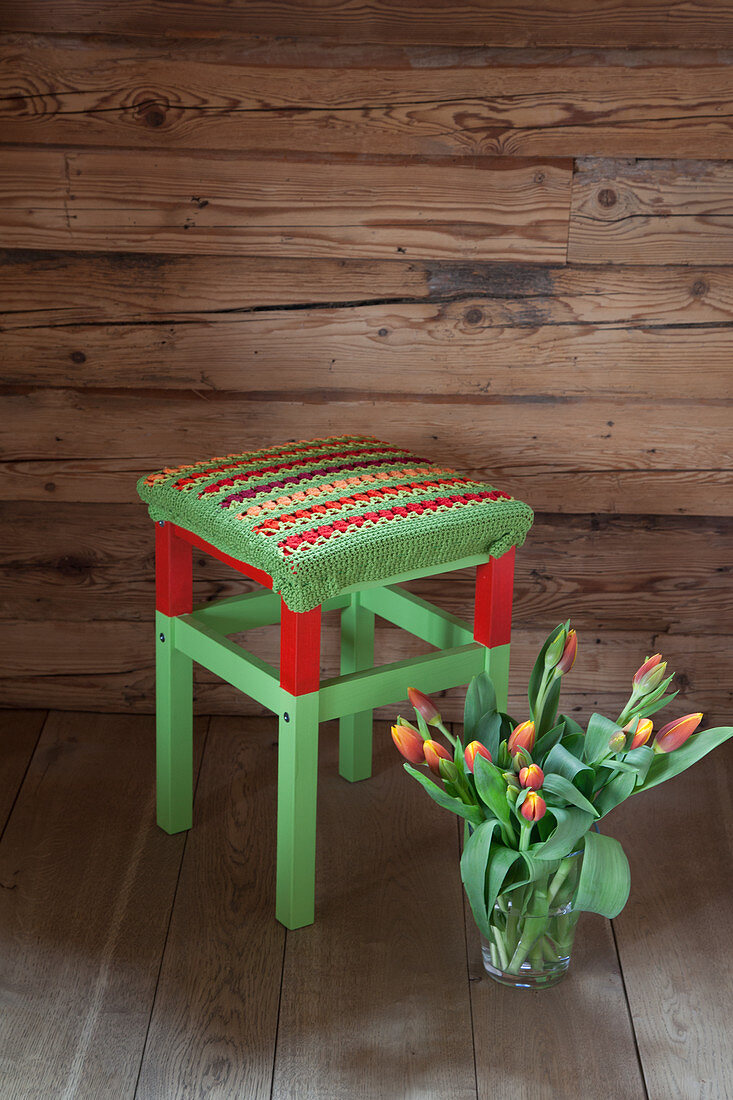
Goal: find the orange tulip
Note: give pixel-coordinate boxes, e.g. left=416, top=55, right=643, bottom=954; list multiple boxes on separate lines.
left=556, top=629, right=578, bottom=674
left=633, top=653, right=662, bottom=686
left=424, top=739, right=452, bottom=776
left=507, top=720, right=535, bottom=757
left=408, top=687, right=441, bottom=725
left=520, top=790, right=547, bottom=822
left=519, top=764, right=544, bottom=790
left=464, top=741, right=492, bottom=773
left=653, top=713, right=703, bottom=754
left=391, top=723, right=425, bottom=765
left=624, top=717, right=653, bottom=750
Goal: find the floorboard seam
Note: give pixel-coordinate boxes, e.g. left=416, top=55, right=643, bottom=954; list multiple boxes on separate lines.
left=459, top=820, right=481, bottom=1100
left=0, top=709, right=47, bottom=844
left=268, top=928, right=288, bottom=1100
left=132, top=717, right=211, bottom=1099
left=610, top=917, right=650, bottom=1100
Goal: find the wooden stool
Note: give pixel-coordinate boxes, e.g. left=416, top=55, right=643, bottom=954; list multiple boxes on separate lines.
left=139, top=436, right=533, bottom=929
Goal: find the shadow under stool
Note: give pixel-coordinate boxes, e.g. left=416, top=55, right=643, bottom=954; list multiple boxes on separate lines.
left=138, top=435, right=534, bottom=929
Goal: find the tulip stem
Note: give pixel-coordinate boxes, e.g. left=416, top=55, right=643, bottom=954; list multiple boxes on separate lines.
left=519, top=822, right=532, bottom=852
left=547, top=857, right=573, bottom=907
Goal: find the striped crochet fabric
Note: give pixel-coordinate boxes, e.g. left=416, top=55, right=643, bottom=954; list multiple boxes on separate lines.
left=137, top=435, right=534, bottom=613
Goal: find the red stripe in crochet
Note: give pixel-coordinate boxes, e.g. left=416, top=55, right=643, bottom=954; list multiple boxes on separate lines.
left=172, top=438, right=378, bottom=490
left=252, top=476, right=471, bottom=533
left=277, top=489, right=511, bottom=555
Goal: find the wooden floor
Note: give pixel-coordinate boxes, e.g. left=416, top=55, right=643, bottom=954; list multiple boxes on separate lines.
left=0, top=709, right=731, bottom=1100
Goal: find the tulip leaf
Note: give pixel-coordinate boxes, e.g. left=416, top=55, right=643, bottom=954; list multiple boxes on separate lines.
left=623, top=745, right=655, bottom=784
left=542, top=773, right=599, bottom=817
left=403, top=764, right=483, bottom=825
left=536, top=675, right=563, bottom=738
left=532, top=721, right=565, bottom=765
left=559, top=713, right=585, bottom=738
left=463, top=672, right=497, bottom=742
left=583, top=713, right=623, bottom=764
left=593, top=771, right=635, bottom=817
left=528, top=624, right=565, bottom=720
left=637, top=726, right=733, bottom=792
left=476, top=710, right=503, bottom=762
left=575, top=831, right=630, bottom=918
left=473, top=753, right=512, bottom=828
left=635, top=690, right=679, bottom=720
left=543, top=743, right=594, bottom=795
left=460, top=819, right=501, bottom=938
left=486, top=846, right=522, bottom=917
left=532, top=806, right=594, bottom=860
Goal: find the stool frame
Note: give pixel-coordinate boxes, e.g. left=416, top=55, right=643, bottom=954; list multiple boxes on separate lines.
left=154, top=519, right=515, bottom=929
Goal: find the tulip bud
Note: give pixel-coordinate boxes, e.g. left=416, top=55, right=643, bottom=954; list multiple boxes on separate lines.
left=520, top=790, right=547, bottom=822
left=519, top=764, right=544, bottom=790
left=507, top=720, right=536, bottom=757
left=608, top=730, right=627, bottom=754
left=438, top=758, right=460, bottom=785
left=464, top=740, right=492, bottom=773
left=624, top=717, right=653, bottom=750
left=555, top=629, right=578, bottom=674
left=511, top=746, right=533, bottom=774
left=391, top=723, right=425, bottom=765
left=633, top=653, right=662, bottom=686
left=497, top=740, right=511, bottom=769
left=423, top=738, right=452, bottom=776
left=653, top=713, right=703, bottom=754
left=502, top=770, right=520, bottom=789
left=408, top=687, right=441, bottom=725
left=506, top=785, right=519, bottom=806
left=544, top=629, right=567, bottom=670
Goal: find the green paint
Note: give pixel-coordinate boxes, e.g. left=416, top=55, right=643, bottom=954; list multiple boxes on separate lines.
left=485, top=643, right=511, bottom=714
left=156, top=611, right=193, bottom=834
left=360, top=584, right=473, bottom=648
left=338, top=593, right=375, bottom=782
left=276, top=690, right=320, bottom=929
left=175, top=614, right=285, bottom=714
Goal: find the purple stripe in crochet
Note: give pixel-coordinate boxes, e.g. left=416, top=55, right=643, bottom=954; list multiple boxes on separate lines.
left=219, top=455, right=427, bottom=509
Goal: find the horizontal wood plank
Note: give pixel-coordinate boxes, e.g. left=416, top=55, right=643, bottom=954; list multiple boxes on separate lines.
left=569, top=157, right=733, bottom=264
left=3, top=251, right=733, bottom=327
left=2, top=503, right=731, bottom=634
left=4, top=308, right=732, bottom=400
left=0, top=147, right=572, bottom=260
left=3, top=459, right=730, bottom=517
left=0, top=710, right=206, bottom=1097
left=1, top=394, right=729, bottom=515
left=0, top=622, right=728, bottom=726
left=3, top=2, right=733, bottom=48
left=3, top=36, right=733, bottom=158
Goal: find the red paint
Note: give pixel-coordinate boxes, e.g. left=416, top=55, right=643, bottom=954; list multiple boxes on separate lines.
left=280, top=603, right=322, bottom=696
left=474, top=546, right=515, bottom=648
left=155, top=522, right=193, bottom=616
left=170, top=524, right=274, bottom=590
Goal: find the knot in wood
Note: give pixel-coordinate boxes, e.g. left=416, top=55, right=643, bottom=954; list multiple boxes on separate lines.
left=70, top=351, right=86, bottom=364
left=691, top=279, right=708, bottom=298
left=597, top=188, right=617, bottom=208
left=464, top=308, right=483, bottom=326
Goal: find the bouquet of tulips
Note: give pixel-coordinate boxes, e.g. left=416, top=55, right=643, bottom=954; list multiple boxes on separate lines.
left=392, top=624, right=733, bottom=986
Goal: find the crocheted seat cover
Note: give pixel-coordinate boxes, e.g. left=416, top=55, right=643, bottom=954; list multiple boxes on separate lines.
left=138, top=435, right=534, bottom=613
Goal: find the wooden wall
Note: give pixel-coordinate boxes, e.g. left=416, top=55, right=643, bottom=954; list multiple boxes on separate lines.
left=1, top=4, right=732, bottom=722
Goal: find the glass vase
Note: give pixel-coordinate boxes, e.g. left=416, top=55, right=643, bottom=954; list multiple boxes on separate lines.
left=481, top=849, right=583, bottom=989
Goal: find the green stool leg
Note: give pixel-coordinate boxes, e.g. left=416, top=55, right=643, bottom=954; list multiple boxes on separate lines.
left=156, top=611, right=193, bottom=834
left=276, top=691, right=320, bottom=929
left=339, top=592, right=375, bottom=782
left=485, top=642, right=511, bottom=714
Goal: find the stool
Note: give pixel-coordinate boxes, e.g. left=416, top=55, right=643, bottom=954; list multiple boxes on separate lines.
left=138, top=435, right=533, bottom=929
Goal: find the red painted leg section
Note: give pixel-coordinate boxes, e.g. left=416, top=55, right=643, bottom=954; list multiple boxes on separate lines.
left=280, top=603, right=322, bottom=695
left=155, top=521, right=193, bottom=616
left=473, top=546, right=515, bottom=647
